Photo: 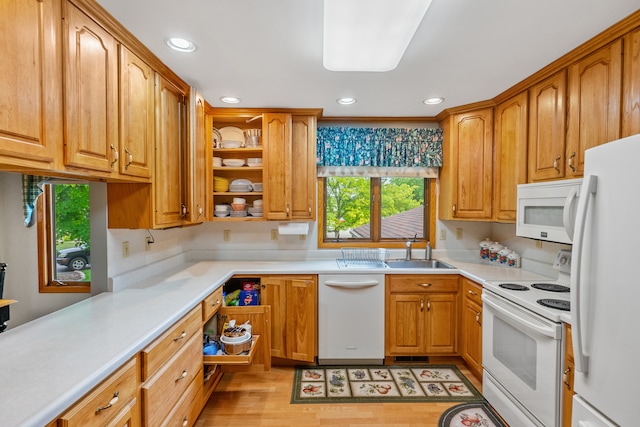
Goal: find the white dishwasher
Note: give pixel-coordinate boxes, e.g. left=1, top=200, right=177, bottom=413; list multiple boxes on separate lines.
left=318, top=273, right=385, bottom=365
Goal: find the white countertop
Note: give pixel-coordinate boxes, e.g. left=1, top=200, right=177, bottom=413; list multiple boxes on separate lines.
left=0, top=258, right=552, bottom=427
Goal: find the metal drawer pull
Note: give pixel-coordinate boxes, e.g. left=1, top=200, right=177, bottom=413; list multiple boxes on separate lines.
left=173, top=331, right=187, bottom=341
left=420, top=298, right=424, bottom=312
left=95, top=391, right=119, bottom=414
left=467, top=290, right=477, bottom=295
left=568, top=151, right=576, bottom=172
left=427, top=298, right=431, bottom=311
left=110, top=144, right=119, bottom=168
left=475, top=312, right=481, bottom=323
left=212, top=299, right=220, bottom=307
left=182, top=416, right=188, bottom=427
left=176, top=370, right=188, bottom=382
left=563, top=367, right=572, bottom=387
left=554, top=155, right=561, bottom=173
left=124, top=147, right=133, bottom=169
left=418, top=283, right=432, bottom=287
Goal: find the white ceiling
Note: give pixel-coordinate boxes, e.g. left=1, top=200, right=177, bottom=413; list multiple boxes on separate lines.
left=96, top=0, right=639, bottom=118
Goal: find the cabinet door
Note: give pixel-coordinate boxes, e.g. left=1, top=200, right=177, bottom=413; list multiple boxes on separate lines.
left=155, top=74, right=186, bottom=227
left=493, top=92, right=528, bottom=222
left=623, top=28, right=640, bottom=137
left=119, top=46, right=154, bottom=179
left=425, top=294, right=457, bottom=354
left=567, top=39, right=622, bottom=177
left=64, top=2, right=119, bottom=173
left=290, top=116, right=317, bottom=220
left=217, top=306, right=272, bottom=370
left=185, top=92, right=207, bottom=223
left=451, top=108, right=493, bottom=219
left=0, top=0, right=62, bottom=170
left=387, top=293, right=425, bottom=354
left=562, top=324, right=575, bottom=427
left=263, top=113, right=292, bottom=220
left=285, top=277, right=317, bottom=362
left=261, top=277, right=287, bottom=359
left=461, top=298, right=482, bottom=377
left=528, top=70, right=567, bottom=181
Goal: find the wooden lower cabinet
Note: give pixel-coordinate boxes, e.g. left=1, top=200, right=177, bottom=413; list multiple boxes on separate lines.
left=385, top=275, right=459, bottom=357
left=562, top=324, right=575, bottom=427
left=460, top=277, right=483, bottom=380
left=260, top=275, right=318, bottom=362
left=55, top=357, right=140, bottom=427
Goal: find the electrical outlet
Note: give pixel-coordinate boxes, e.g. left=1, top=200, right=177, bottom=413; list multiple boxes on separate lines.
left=299, top=234, right=306, bottom=241
left=223, top=230, right=231, bottom=241
left=122, top=241, right=130, bottom=258
left=145, top=237, right=153, bottom=252
left=271, top=229, right=278, bottom=240
left=456, top=228, right=463, bottom=240
left=536, top=240, right=543, bottom=248
left=439, top=229, right=446, bottom=240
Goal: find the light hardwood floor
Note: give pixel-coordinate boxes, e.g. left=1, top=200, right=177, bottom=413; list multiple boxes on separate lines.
left=195, top=360, right=482, bottom=427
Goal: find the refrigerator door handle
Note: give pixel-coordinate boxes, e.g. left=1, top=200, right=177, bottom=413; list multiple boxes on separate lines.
left=571, top=174, right=597, bottom=373
left=563, top=185, right=580, bottom=241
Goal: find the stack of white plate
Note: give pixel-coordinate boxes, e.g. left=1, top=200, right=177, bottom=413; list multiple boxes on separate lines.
left=247, top=157, right=262, bottom=167
left=219, top=127, right=245, bottom=148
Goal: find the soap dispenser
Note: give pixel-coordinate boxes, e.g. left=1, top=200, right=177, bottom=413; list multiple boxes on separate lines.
left=425, top=241, right=432, bottom=261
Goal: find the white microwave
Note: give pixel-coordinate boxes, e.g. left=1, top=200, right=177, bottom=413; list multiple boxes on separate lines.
left=516, top=178, right=582, bottom=244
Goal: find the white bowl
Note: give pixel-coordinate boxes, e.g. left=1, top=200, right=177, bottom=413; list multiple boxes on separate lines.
left=221, top=140, right=242, bottom=149
left=252, top=183, right=263, bottom=192
left=215, top=204, right=229, bottom=211
left=223, top=158, right=245, bottom=167
left=214, top=212, right=229, bottom=217
left=233, top=197, right=246, bottom=204
left=253, top=199, right=263, bottom=207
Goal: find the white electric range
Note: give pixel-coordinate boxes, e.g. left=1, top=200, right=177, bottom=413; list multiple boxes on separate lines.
left=482, top=249, right=571, bottom=427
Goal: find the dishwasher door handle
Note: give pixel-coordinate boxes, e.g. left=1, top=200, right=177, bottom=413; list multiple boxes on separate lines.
left=323, top=280, right=380, bottom=289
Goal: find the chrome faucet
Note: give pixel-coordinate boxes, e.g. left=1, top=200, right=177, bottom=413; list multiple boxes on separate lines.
left=405, top=234, right=418, bottom=260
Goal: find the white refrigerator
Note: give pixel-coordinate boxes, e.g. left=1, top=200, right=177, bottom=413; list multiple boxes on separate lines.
left=571, top=133, right=640, bottom=427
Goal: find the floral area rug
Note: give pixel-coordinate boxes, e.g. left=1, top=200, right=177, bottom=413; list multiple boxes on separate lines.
left=291, top=365, right=484, bottom=404
left=438, top=402, right=508, bottom=427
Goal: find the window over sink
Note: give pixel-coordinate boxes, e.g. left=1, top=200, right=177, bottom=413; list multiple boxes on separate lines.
left=318, top=176, right=435, bottom=248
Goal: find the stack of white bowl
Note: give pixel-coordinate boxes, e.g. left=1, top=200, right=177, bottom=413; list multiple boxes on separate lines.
left=214, top=204, right=230, bottom=217
left=247, top=157, right=263, bottom=167
left=230, top=197, right=247, bottom=217
left=248, top=199, right=263, bottom=217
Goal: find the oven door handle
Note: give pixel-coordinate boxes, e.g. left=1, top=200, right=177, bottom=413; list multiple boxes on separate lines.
left=482, top=295, right=559, bottom=339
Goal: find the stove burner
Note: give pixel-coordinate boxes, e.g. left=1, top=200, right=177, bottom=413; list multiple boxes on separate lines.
left=531, top=283, right=570, bottom=292
left=537, top=299, right=570, bottom=311
left=499, top=283, right=530, bottom=291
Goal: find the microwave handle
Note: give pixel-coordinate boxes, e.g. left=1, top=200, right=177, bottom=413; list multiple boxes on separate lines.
left=562, top=185, right=580, bottom=241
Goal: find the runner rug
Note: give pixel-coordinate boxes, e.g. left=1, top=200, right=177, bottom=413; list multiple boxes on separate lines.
left=290, top=364, right=484, bottom=404
left=438, top=402, right=508, bottom=427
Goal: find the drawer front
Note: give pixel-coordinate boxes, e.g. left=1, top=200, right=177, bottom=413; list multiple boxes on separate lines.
left=141, top=305, right=202, bottom=381
left=202, top=286, right=223, bottom=323
left=141, top=332, right=202, bottom=426
left=58, top=357, right=139, bottom=427
left=462, top=277, right=483, bottom=306
left=388, top=274, right=459, bottom=293
left=160, top=369, right=203, bottom=427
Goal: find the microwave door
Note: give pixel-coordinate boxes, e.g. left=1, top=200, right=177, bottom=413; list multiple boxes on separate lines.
left=517, top=197, right=572, bottom=244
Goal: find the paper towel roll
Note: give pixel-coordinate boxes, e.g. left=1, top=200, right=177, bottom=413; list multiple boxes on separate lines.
left=278, top=222, right=309, bottom=235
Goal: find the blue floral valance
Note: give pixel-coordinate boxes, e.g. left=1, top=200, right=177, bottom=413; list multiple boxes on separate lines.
left=316, top=127, right=443, bottom=168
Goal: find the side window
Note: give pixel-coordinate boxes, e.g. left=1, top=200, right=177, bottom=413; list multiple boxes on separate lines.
left=37, top=183, right=91, bottom=293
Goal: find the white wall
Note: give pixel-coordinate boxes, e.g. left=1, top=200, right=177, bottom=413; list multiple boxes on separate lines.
left=0, top=173, right=89, bottom=328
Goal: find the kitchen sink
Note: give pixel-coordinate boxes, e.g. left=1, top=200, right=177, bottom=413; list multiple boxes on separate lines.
left=384, top=259, right=456, bottom=269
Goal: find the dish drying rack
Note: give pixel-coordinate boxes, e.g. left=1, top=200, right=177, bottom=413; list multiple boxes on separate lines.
left=336, top=248, right=389, bottom=269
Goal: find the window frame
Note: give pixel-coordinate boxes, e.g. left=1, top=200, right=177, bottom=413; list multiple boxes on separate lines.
left=317, top=177, right=437, bottom=249
left=37, top=184, right=91, bottom=293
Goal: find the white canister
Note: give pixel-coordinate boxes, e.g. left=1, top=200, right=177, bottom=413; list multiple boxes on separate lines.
left=507, top=251, right=521, bottom=268
left=489, top=242, right=503, bottom=262
left=479, top=238, right=491, bottom=260
left=498, top=247, right=511, bottom=264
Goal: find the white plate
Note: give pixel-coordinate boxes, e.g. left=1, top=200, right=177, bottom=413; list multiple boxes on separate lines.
left=219, top=127, right=245, bottom=143
left=223, top=159, right=245, bottom=167
left=214, top=212, right=229, bottom=217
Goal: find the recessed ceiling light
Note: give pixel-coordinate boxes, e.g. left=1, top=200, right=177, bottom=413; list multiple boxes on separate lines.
left=324, top=0, right=433, bottom=72
left=220, top=96, right=241, bottom=104
left=336, top=97, right=357, bottom=105
left=423, top=97, right=445, bottom=105
left=166, top=37, right=196, bottom=52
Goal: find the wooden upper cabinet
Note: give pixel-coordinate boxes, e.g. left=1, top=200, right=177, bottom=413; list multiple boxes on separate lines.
left=63, top=1, right=119, bottom=173
left=0, top=0, right=62, bottom=170
left=566, top=39, right=623, bottom=177
left=528, top=70, right=567, bottom=182
left=186, top=92, right=207, bottom=224
left=290, top=116, right=317, bottom=220
left=263, top=113, right=292, bottom=220
left=119, top=46, right=154, bottom=180
left=623, top=27, right=640, bottom=137
left=154, top=74, right=187, bottom=228
left=439, top=107, right=493, bottom=220
left=493, top=92, right=528, bottom=222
